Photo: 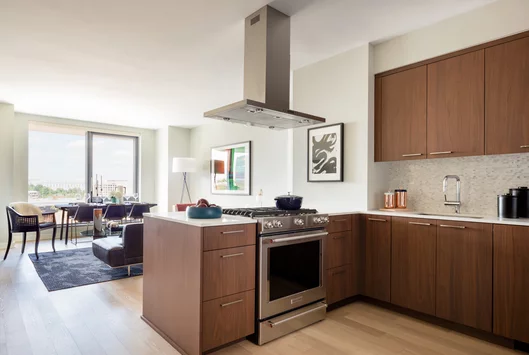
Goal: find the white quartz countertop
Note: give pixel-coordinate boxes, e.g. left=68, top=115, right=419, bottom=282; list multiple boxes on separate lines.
left=324, top=210, right=529, bottom=227
left=144, top=211, right=256, bottom=227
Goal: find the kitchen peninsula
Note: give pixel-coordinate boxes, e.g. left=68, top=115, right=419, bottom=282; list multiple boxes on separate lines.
left=141, top=212, right=257, bottom=355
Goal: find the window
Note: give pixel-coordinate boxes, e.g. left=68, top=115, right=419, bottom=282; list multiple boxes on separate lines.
left=28, top=124, right=86, bottom=204
left=28, top=122, right=139, bottom=205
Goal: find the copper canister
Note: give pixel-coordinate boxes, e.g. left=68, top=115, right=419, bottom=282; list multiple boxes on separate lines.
left=395, top=189, right=407, bottom=209
left=384, top=192, right=396, bottom=209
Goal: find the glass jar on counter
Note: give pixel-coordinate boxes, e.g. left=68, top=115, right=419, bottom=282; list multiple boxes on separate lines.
left=384, top=191, right=396, bottom=209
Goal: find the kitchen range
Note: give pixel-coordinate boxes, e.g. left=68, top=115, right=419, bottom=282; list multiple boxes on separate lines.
left=223, top=207, right=329, bottom=345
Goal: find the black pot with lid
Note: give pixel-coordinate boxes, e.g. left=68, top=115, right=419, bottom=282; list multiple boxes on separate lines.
left=509, top=187, right=529, bottom=218
left=274, top=192, right=303, bottom=210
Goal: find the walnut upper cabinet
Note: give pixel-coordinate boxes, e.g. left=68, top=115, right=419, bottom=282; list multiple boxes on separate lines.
left=427, top=50, right=485, bottom=158
left=375, top=66, right=427, bottom=162
left=485, top=36, right=529, bottom=155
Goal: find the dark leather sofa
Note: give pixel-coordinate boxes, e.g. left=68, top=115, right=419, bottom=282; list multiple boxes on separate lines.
left=92, top=223, right=143, bottom=275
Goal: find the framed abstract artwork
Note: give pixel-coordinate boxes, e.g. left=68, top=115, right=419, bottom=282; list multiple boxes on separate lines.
left=307, top=123, right=344, bottom=182
left=211, top=141, right=252, bottom=195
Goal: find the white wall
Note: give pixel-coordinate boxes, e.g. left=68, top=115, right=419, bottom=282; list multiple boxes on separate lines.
left=292, top=44, right=388, bottom=212
left=168, top=127, right=191, bottom=210
left=155, top=127, right=169, bottom=212
left=0, top=103, right=15, bottom=249
left=189, top=121, right=290, bottom=208
left=374, top=0, right=529, bottom=73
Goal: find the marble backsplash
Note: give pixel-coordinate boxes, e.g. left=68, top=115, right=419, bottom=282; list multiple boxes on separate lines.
left=384, top=153, right=529, bottom=217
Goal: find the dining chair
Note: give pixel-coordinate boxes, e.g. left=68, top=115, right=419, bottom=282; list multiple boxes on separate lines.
left=127, top=204, right=151, bottom=222
left=5, top=204, right=57, bottom=260
left=70, top=206, right=95, bottom=245
left=103, top=204, right=127, bottom=223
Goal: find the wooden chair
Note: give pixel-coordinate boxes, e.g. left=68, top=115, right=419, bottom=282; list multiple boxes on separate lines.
left=4, top=206, right=57, bottom=260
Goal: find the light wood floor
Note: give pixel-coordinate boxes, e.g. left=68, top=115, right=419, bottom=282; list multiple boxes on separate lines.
left=0, top=240, right=522, bottom=355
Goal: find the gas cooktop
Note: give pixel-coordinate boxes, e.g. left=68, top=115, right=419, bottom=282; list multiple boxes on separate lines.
left=222, top=207, right=318, bottom=218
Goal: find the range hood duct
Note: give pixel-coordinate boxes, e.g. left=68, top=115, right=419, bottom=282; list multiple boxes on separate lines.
left=204, top=6, right=326, bottom=130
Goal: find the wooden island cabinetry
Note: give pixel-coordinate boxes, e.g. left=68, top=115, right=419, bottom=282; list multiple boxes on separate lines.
left=364, top=215, right=391, bottom=302
left=142, top=215, right=257, bottom=355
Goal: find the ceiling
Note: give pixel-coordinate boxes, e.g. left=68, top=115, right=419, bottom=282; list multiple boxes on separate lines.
left=0, top=0, right=496, bottom=129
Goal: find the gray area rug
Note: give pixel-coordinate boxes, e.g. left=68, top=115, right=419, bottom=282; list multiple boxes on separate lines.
left=28, top=247, right=142, bottom=292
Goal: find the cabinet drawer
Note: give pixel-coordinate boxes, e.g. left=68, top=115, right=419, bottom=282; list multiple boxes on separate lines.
left=202, top=290, right=255, bottom=352
left=328, top=215, right=352, bottom=234
left=326, top=231, right=352, bottom=269
left=327, top=264, right=356, bottom=305
left=203, top=245, right=256, bottom=301
left=203, top=224, right=256, bottom=251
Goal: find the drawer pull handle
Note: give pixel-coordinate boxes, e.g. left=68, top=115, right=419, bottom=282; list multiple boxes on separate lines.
left=368, top=218, right=386, bottom=222
left=409, top=222, right=432, bottom=226
left=332, top=270, right=346, bottom=276
left=220, top=299, right=243, bottom=308
left=429, top=151, right=453, bottom=155
left=521, top=145, right=529, bottom=149
left=332, top=235, right=346, bottom=240
left=440, top=224, right=466, bottom=229
left=333, top=218, right=348, bottom=222
left=402, top=153, right=423, bottom=157
left=221, top=252, right=244, bottom=258
left=268, top=304, right=327, bottom=328
left=221, top=230, right=245, bottom=235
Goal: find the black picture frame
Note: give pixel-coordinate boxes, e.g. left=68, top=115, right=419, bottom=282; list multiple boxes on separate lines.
left=210, top=141, right=252, bottom=195
left=307, top=123, right=344, bottom=182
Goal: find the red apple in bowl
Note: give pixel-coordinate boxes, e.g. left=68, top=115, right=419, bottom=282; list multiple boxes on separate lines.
left=197, top=202, right=208, bottom=208
left=196, top=198, right=210, bottom=207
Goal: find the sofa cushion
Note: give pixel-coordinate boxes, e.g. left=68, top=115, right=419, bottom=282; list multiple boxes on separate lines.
left=92, top=237, right=125, bottom=267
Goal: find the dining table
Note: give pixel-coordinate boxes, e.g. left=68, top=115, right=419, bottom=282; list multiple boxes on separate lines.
left=54, top=202, right=157, bottom=244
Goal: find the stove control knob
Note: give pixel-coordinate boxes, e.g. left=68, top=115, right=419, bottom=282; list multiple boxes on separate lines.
left=314, top=217, right=322, bottom=224
left=264, top=221, right=274, bottom=229
left=322, top=216, right=329, bottom=223
left=294, top=218, right=305, bottom=226
left=273, top=220, right=283, bottom=228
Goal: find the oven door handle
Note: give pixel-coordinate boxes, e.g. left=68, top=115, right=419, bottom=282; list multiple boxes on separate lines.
left=269, top=232, right=328, bottom=244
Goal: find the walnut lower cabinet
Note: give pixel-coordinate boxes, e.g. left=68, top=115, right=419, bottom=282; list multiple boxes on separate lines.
left=325, top=215, right=360, bottom=305
left=435, top=221, right=493, bottom=332
left=142, top=217, right=256, bottom=355
left=493, top=224, right=529, bottom=343
left=364, top=215, right=391, bottom=302
left=391, top=217, right=436, bottom=316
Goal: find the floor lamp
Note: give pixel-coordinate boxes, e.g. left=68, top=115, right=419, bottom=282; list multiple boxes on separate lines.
left=172, top=157, right=196, bottom=203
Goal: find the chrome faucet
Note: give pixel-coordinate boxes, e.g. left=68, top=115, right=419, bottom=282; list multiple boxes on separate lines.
left=443, top=175, right=461, bottom=214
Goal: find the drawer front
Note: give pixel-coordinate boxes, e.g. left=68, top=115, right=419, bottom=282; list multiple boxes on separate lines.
left=326, top=231, right=352, bottom=269
left=203, top=224, right=256, bottom=251
left=203, top=245, right=256, bottom=301
left=328, top=215, right=352, bottom=234
left=327, top=264, right=356, bottom=305
left=202, top=290, right=255, bottom=352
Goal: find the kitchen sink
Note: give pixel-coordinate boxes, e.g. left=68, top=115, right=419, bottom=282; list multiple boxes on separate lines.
left=414, top=212, right=484, bottom=219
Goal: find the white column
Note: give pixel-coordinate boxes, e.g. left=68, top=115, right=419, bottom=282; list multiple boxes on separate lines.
left=0, top=103, right=15, bottom=250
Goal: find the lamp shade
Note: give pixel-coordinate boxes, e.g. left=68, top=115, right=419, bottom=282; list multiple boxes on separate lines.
left=172, top=157, right=196, bottom=173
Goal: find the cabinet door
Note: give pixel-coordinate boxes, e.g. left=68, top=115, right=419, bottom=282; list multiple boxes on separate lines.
left=391, top=218, right=436, bottom=316
left=365, top=215, right=391, bottom=302
left=485, top=37, right=529, bottom=155
left=436, top=221, right=492, bottom=331
left=326, top=265, right=355, bottom=305
left=493, top=225, right=529, bottom=342
left=427, top=50, right=485, bottom=158
left=326, top=231, right=352, bottom=269
left=376, top=66, right=427, bottom=162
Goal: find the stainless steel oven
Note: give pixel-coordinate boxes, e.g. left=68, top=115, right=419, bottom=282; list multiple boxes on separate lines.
left=259, top=230, right=327, bottom=320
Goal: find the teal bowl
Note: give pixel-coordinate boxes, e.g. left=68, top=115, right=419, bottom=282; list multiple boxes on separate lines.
left=186, top=206, right=223, bottom=219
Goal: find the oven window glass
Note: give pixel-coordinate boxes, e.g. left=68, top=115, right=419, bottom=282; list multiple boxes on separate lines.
left=268, top=240, right=321, bottom=301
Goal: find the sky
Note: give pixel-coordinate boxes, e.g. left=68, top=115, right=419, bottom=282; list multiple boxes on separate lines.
left=28, top=130, right=135, bottom=192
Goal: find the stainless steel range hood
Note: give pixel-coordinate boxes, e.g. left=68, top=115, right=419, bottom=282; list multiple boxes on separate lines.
left=204, top=6, right=326, bottom=130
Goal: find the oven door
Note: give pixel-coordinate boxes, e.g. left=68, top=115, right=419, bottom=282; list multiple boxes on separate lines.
left=259, top=230, right=327, bottom=320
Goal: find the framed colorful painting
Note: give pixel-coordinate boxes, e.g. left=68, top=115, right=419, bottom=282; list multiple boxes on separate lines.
left=211, top=141, right=252, bottom=195
left=307, top=123, right=344, bottom=182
